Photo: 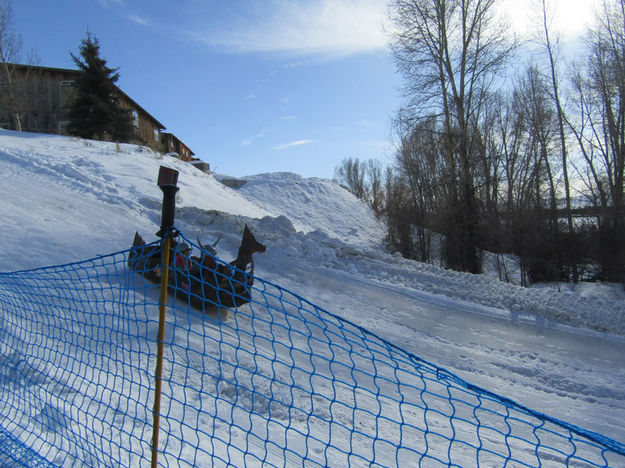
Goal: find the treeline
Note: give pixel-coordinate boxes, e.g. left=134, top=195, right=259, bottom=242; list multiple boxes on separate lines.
left=336, top=0, right=625, bottom=286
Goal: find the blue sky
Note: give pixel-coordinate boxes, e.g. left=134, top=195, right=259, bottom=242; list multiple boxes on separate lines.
left=13, top=0, right=401, bottom=179
left=13, top=0, right=598, bottom=179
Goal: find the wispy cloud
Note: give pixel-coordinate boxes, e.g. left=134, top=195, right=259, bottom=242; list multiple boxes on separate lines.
left=97, top=1, right=149, bottom=27
left=283, top=61, right=305, bottom=69
left=192, top=0, right=388, bottom=58
left=242, top=128, right=271, bottom=147
left=97, top=0, right=124, bottom=7
left=273, top=139, right=317, bottom=150
left=128, top=14, right=149, bottom=26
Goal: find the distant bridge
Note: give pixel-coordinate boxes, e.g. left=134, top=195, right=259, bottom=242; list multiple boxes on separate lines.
left=553, top=205, right=624, bottom=219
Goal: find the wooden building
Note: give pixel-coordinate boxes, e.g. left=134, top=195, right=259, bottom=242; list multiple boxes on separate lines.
left=0, top=64, right=193, bottom=157
left=162, top=132, right=194, bottom=162
left=0, top=64, right=80, bottom=135
left=117, top=88, right=165, bottom=148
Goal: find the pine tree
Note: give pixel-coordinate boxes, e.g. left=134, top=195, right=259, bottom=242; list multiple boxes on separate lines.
left=67, top=33, right=133, bottom=142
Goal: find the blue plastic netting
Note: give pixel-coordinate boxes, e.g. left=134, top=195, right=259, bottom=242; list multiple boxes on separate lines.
left=0, top=231, right=623, bottom=467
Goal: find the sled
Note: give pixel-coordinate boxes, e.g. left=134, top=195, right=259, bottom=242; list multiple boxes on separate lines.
left=128, top=225, right=266, bottom=313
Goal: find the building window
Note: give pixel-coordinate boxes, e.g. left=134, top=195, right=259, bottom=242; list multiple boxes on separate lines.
left=154, top=127, right=159, bottom=142
left=131, top=110, right=139, bottom=128
left=59, top=81, right=76, bottom=109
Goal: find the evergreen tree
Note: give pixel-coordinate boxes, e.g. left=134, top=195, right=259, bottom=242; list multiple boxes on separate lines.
left=67, top=33, right=133, bottom=142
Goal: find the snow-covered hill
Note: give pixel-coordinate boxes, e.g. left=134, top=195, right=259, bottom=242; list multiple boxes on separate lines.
left=1, top=129, right=624, bottom=445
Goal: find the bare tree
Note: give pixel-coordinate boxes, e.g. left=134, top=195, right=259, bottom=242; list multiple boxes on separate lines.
left=567, top=0, right=625, bottom=282
left=0, top=0, right=23, bottom=130
left=335, top=157, right=388, bottom=217
left=533, top=0, right=578, bottom=280
left=334, top=157, right=367, bottom=200
left=389, top=0, right=516, bottom=273
left=541, top=1, right=573, bottom=220
left=366, top=159, right=385, bottom=216
left=513, top=64, right=573, bottom=282
left=393, top=117, right=449, bottom=263
left=0, top=0, right=38, bottom=131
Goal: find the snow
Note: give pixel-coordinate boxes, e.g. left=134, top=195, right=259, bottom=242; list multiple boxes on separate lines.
left=237, top=172, right=386, bottom=246
left=0, top=129, right=624, bottom=464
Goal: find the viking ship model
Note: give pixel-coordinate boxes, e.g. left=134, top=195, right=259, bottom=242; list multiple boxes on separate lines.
left=128, top=224, right=266, bottom=310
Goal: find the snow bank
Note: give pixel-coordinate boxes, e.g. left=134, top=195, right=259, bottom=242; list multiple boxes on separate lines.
left=236, top=172, right=386, bottom=247
left=0, top=129, right=623, bottom=336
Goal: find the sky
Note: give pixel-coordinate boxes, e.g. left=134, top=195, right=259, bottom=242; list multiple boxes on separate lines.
left=12, top=0, right=600, bottom=179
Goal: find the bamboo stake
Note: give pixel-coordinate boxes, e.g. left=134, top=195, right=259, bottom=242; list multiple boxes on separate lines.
left=151, top=166, right=179, bottom=468
left=151, top=235, right=171, bottom=468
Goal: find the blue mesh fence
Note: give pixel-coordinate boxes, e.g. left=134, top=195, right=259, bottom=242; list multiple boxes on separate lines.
left=0, top=230, right=624, bottom=467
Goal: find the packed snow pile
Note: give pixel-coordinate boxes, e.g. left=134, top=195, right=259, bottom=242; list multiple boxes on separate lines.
left=235, top=172, right=386, bottom=247
left=1, top=129, right=624, bottom=443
